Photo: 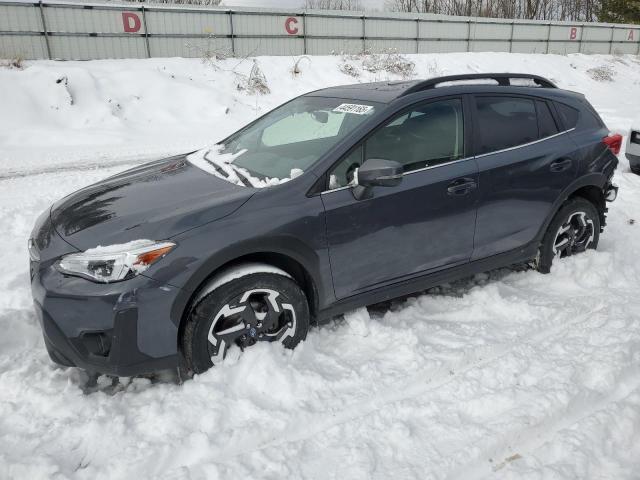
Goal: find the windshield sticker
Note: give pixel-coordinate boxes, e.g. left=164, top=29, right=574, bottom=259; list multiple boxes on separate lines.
left=333, top=103, right=374, bottom=115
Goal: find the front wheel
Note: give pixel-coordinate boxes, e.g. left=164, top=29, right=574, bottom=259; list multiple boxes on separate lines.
left=183, top=272, right=310, bottom=374
left=536, top=198, right=600, bottom=274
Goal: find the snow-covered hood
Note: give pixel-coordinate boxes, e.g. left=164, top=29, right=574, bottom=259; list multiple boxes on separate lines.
left=50, top=155, right=254, bottom=250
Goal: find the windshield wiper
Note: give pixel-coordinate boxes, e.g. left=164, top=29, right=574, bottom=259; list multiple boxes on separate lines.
left=203, top=152, right=253, bottom=187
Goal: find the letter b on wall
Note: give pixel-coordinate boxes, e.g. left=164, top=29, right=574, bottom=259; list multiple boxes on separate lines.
left=569, top=27, right=578, bottom=40
left=122, top=12, right=142, bottom=33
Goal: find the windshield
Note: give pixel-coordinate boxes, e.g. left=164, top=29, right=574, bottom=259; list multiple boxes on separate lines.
left=187, top=96, right=379, bottom=187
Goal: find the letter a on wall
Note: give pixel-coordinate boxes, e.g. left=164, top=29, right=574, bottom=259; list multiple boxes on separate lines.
left=629, top=30, right=635, bottom=41
left=122, top=12, right=142, bottom=33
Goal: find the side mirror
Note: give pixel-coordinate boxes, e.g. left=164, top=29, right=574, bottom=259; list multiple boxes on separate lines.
left=352, top=158, right=403, bottom=200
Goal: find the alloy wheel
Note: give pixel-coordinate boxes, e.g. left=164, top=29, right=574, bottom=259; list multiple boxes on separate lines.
left=207, top=288, right=297, bottom=363
left=553, top=211, right=595, bottom=259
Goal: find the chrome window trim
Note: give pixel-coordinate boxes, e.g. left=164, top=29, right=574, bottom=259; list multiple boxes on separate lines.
left=320, top=156, right=474, bottom=195
left=474, top=128, right=575, bottom=159
left=320, top=128, right=575, bottom=195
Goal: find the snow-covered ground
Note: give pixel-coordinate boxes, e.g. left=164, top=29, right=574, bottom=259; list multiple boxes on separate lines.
left=1, top=52, right=640, bottom=479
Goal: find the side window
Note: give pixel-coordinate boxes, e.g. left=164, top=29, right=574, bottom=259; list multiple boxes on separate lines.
left=327, top=99, right=464, bottom=190
left=262, top=110, right=346, bottom=147
left=475, top=97, right=538, bottom=154
left=329, top=146, right=363, bottom=189
left=555, top=103, right=580, bottom=130
left=536, top=100, right=559, bottom=138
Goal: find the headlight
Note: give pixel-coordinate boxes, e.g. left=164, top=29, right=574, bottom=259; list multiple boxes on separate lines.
left=56, top=240, right=175, bottom=283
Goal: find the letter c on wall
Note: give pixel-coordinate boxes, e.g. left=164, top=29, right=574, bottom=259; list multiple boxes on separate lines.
left=285, top=17, right=299, bottom=35
left=122, top=12, right=142, bottom=33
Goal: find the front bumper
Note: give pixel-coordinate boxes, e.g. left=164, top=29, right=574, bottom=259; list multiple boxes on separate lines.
left=31, top=262, right=185, bottom=376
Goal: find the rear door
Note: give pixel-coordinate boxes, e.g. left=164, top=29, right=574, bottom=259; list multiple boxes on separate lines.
left=321, top=97, right=480, bottom=299
left=471, top=95, right=578, bottom=260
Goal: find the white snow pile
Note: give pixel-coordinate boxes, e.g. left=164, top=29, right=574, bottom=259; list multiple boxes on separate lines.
left=1, top=52, right=640, bottom=479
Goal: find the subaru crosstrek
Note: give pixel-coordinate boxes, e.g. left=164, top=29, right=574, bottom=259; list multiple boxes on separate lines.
left=29, top=73, right=620, bottom=376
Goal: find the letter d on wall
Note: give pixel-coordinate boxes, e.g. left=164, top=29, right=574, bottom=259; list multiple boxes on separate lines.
left=122, top=12, right=141, bottom=33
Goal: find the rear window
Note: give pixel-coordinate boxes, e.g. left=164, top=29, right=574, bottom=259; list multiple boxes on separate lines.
left=556, top=103, right=580, bottom=129
left=536, top=100, right=559, bottom=138
left=475, top=97, right=538, bottom=154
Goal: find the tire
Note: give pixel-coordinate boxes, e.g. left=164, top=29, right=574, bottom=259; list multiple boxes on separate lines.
left=183, top=272, right=310, bottom=374
left=536, top=197, right=600, bottom=274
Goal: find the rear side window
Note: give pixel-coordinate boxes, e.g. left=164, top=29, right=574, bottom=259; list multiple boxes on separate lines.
left=536, top=100, right=559, bottom=138
left=556, top=103, right=580, bottom=130
left=475, top=97, right=538, bottom=154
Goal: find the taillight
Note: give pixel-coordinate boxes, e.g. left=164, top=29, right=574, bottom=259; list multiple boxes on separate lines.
left=603, top=133, right=623, bottom=155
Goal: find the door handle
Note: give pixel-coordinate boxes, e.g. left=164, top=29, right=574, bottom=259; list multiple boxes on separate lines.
left=550, top=159, right=573, bottom=172
left=447, top=178, right=477, bottom=196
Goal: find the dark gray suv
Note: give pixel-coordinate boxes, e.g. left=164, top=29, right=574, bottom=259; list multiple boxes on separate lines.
left=29, top=73, right=620, bottom=376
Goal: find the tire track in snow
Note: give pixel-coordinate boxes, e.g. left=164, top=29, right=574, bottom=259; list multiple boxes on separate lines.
left=446, top=361, right=640, bottom=480
left=211, top=303, right=606, bottom=463
left=0, top=159, right=141, bottom=181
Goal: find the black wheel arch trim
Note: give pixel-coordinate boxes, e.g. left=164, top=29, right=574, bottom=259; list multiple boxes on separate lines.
left=534, top=172, right=609, bottom=246
left=170, top=235, right=326, bottom=334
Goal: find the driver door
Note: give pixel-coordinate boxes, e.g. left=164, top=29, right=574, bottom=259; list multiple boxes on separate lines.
left=320, top=97, right=479, bottom=299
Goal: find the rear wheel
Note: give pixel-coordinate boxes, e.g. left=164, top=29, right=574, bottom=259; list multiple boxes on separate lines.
left=183, top=272, right=310, bottom=374
left=536, top=198, right=600, bottom=273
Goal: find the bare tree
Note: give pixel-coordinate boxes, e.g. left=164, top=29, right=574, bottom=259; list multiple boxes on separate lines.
left=305, top=0, right=363, bottom=9
left=386, top=0, right=606, bottom=21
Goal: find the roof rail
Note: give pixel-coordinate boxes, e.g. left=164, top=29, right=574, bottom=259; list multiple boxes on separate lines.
left=402, top=73, right=557, bottom=96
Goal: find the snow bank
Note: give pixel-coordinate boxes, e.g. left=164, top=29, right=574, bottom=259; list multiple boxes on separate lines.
left=1, top=52, right=640, bottom=479
left=2, top=52, right=640, bottom=177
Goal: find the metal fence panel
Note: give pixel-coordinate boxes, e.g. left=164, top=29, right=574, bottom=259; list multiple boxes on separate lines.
left=49, top=34, right=147, bottom=59
left=365, top=18, right=415, bottom=39
left=234, top=37, right=303, bottom=57
left=149, top=36, right=232, bottom=58
left=145, top=10, right=229, bottom=36
left=419, top=20, right=468, bottom=39
left=580, top=42, right=611, bottom=53
left=44, top=5, right=144, bottom=34
left=612, top=42, right=639, bottom=54
left=365, top=38, right=414, bottom=53
left=470, top=22, right=511, bottom=40
left=1, top=1, right=639, bottom=61
left=233, top=13, right=302, bottom=36
left=512, top=23, right=548, bottom=40
left=0, top=4, right=43, bottom=31
left=612, top=27, right=640, bottom=42
left=548, top=41, right=581, bottom=54
left=306, top=37, right=361, bottom=54
left=306, top=15, right=360, bottom=37
left=582, top=25, right=612, bottom=41
left=419, top=40, right=468, bottom=53
left=549, top=24, right=580, bottom=41
left=470, top=40, right=510, bottom=52
left=511, top=40, right=547, bottom=53
left=0, top=33, right=47, bottom=58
